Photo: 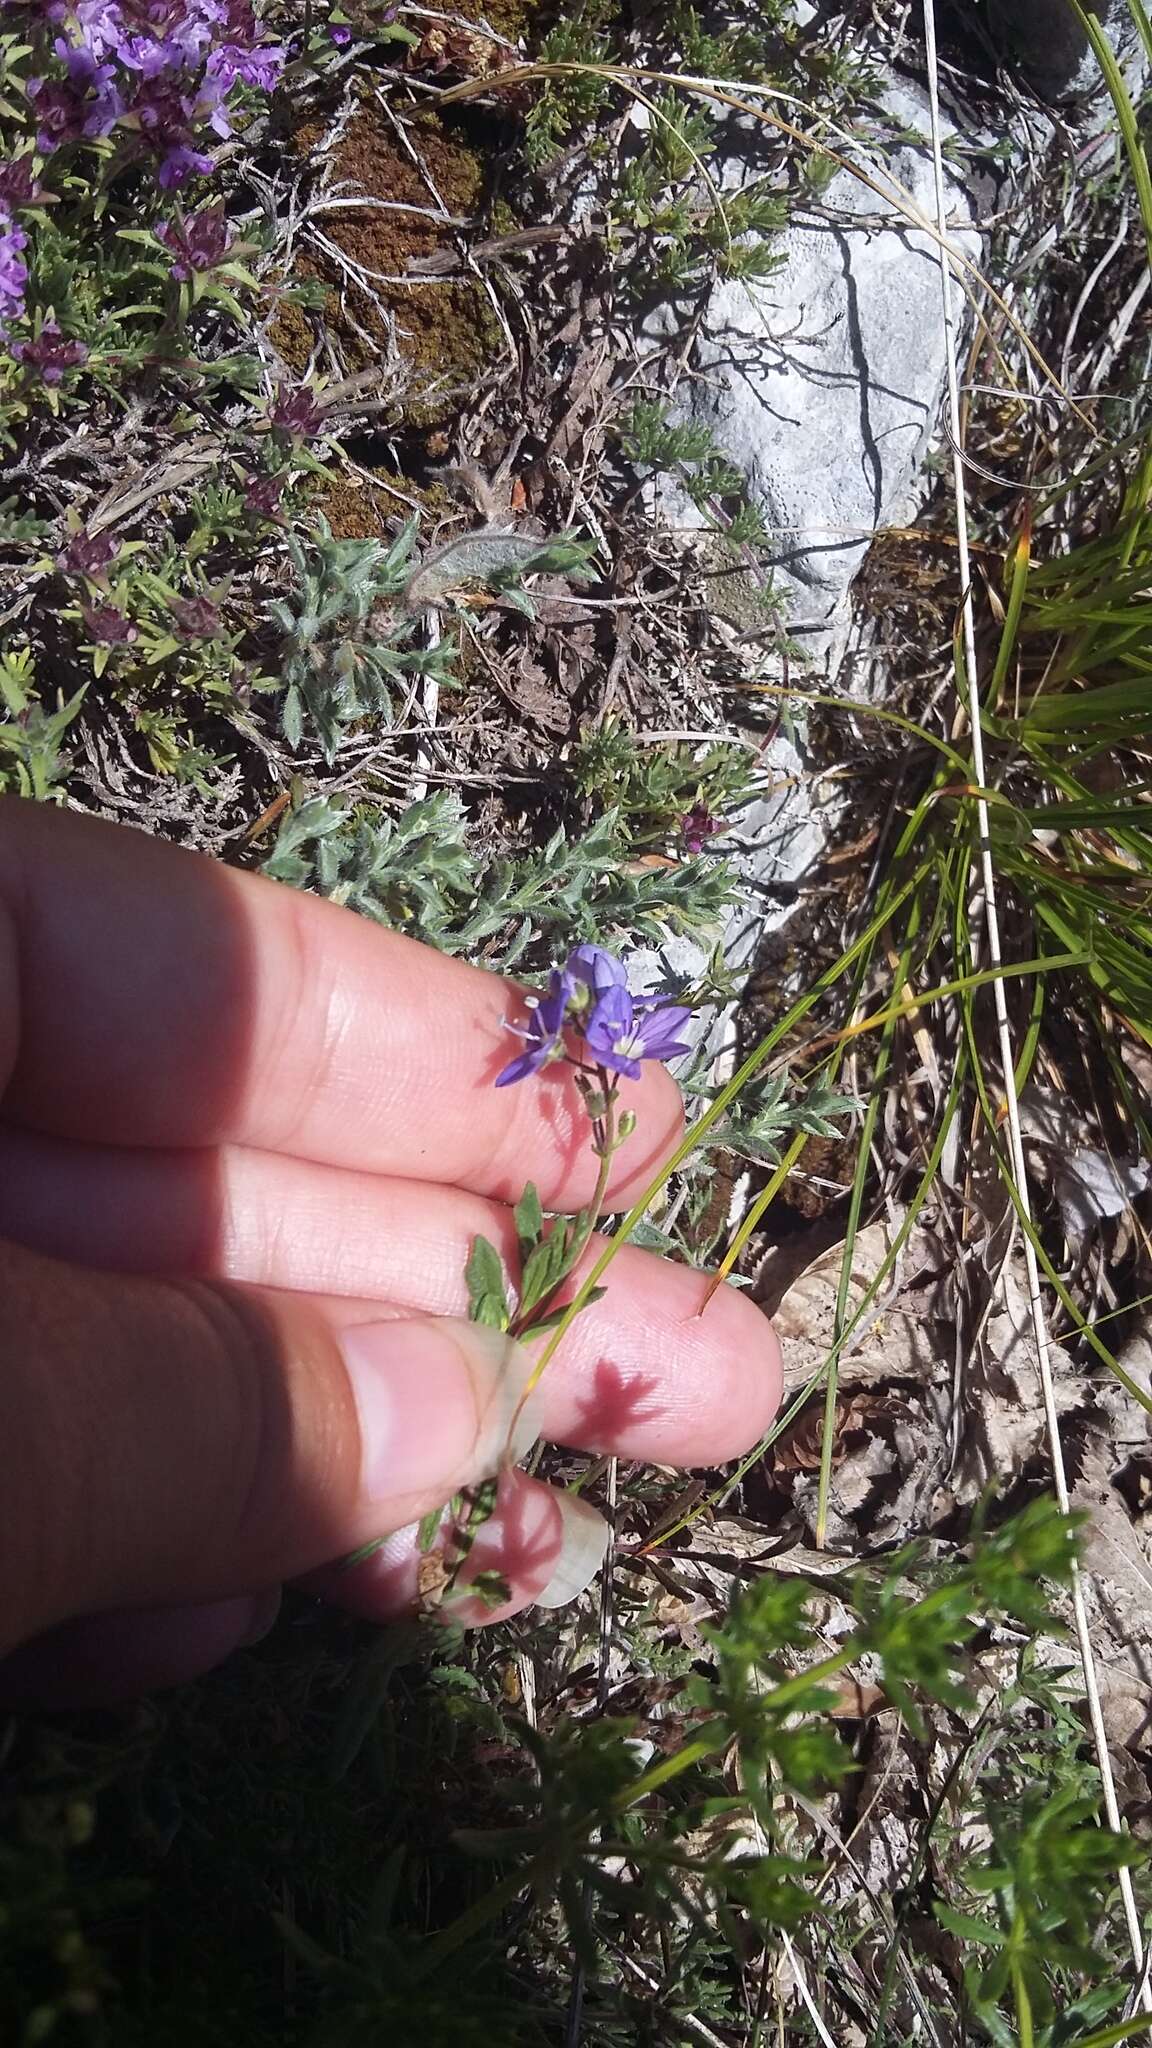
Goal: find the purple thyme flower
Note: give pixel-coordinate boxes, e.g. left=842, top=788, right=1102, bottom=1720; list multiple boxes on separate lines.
left=27, top=49, right=124, bottom=151
left=156, top=140, right=214, bottom=185
left=0, top=213, right=28, bottom=331
left=170, top=592, right=221, bottom=639
left=0, top=155, right=45, bottom=212
left=58, top=525, right=118, bottom=579
left=73, top=0, right=132, bottom=58
left=680, top=803, right=722, bottom=854
left=156, top=201, right=230, bottom=278
left=185, top=63, right=235, bottom=138
left=131, top=78, right=217, bottom=182
left=81, top=601, right=137, bottom=644
left=25, top=73, right=81, bottom=151
left=582, top=981, right=693, bottom=1081
left=60, top=37, right=124, bottom=126
left=207, top=35, right=283, bottom=89
left=11, top=319, right=89, bottom=384
left=495, top=967, right=574, bottom=1087
left=269, top=381, right=325, bottom=438
left=23, top=0, right=284, bottom=192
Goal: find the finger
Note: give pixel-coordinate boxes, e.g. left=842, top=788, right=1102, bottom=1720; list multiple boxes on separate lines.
left=303, top=1468, right=609, bottom=1631
left=0, top=1235, right=537, bottom=1656
left=0, top=799, right=681, bottom=1208
left=0, top=1590, right=282, bottom=1709
left=0, top=1136, right=784, bottom=1465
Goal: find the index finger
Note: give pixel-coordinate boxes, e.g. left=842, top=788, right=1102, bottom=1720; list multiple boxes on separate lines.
left=0, top=800, right=683, bottom=1209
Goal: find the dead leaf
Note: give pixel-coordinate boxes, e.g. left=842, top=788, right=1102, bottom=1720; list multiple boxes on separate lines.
left=774, top=1389, right=894, bottom=1472
left=1020, top=1084, right=1150, bottom=1237
left=771, top=1217, right=944, bottom=1392
left=826, top=1677, right=887, bottom=1719
left=416, top=1548, right=452, bottom=1615
left=962, top=1265, right=1082, bottom=1487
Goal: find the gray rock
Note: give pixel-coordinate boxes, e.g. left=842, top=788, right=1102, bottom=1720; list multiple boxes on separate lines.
left=649, top=81, right=984, bottom=673
left=985, top=0, right=1134, bottom=105
left=632, top=79, right=984, bottom=1032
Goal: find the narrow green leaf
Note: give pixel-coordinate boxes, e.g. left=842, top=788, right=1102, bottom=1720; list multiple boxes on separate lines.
left=519, top=1221, right=579, bottom=1319
left=514, top=1182, right=544, bottom=1260
left=464, top=1234, right=509, bottom=1329
left=933, top=1903, right=1007, bottom=1948
left=1076, top=2020, right=1152, bottom=2048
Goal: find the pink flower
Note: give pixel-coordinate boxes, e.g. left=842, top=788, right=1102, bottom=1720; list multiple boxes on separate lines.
left=680, top=803, right=722, bottom=854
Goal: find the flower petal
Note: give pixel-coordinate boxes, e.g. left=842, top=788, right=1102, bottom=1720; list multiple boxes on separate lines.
left=566, top=944, right=627, bottom=999
left=583, top=982, right=634, bottom=1061
left=494, top=1048, right=543, bottom=1088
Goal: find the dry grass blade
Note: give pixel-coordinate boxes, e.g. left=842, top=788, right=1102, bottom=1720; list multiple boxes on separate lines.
left=922, top=0, right=1148, bottom=1990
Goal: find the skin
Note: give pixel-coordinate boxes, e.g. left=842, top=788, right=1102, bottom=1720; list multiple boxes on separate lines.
left=0, top=799, right=783, bottom=1706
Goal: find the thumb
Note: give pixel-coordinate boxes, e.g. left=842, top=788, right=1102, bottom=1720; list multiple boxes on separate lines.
left=0, top=1237, right=529, bottom=1654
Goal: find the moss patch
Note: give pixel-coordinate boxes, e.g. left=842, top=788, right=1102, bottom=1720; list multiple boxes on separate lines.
left=314, top=474, right=389, bottom=539
left=276, top=99, right=504, bottom=423
left=457, top=0, right=537, bottom=38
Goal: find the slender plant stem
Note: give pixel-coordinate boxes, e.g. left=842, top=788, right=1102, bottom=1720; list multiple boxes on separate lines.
left=1011, top=1944, right=1035, bottom=2048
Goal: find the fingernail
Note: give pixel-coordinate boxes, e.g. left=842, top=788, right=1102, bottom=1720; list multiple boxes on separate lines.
left=533, top=1492, right=610, bottom=1609
left=504, top=1340, right=544, bottom=1464
left=342, top=1319, right=540, bottom=1506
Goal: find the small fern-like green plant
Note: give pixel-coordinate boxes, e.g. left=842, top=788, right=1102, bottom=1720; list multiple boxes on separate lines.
left=0, top=647, right=84, bottom=799
left=269, top=517, right=454, bottom=763
left=620, top=400, right=771, bottom=551
left=264, top=791, right=738, bottom=966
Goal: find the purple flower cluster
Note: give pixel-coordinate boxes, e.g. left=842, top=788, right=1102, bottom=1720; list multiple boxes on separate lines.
left=496, top=944, right=693, bottom=1088
left=170, top=590, right=220, bottom=638
left=81, top=599, right=136, bottom=643
left=0, top=149, right=39, bottom=334
left=0, top=155, right=45, bottom=212
left=242, top=470, right=284, bottom=518
left=680, top=802, right=723, bottom=854
left=58, top=523, right=118, bottom=578
left=16, top=0, right=284, bottom=188
left=11, top=317, right=88, bottom=382
left=155, top=200, right=230, bottom=277
left=269, top=380, right=325, bottom=438
left=0, top=216, right=28, bottom=333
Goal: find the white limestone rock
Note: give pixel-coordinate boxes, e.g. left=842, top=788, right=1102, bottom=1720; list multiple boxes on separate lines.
left=649, top=81, right=983, bottom=672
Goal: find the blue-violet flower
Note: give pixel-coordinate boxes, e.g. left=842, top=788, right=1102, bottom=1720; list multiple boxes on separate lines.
left=0, top=214, right=28, bottom=332
left=582, top=981, right=693, bottom=1080
left=495, top=968, right=574, bottom=1088
left=496, top=945, right=692, bottom=1087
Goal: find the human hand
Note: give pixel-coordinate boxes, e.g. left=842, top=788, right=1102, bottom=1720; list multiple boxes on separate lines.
left=0, top=799, right=782, bottom=1704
